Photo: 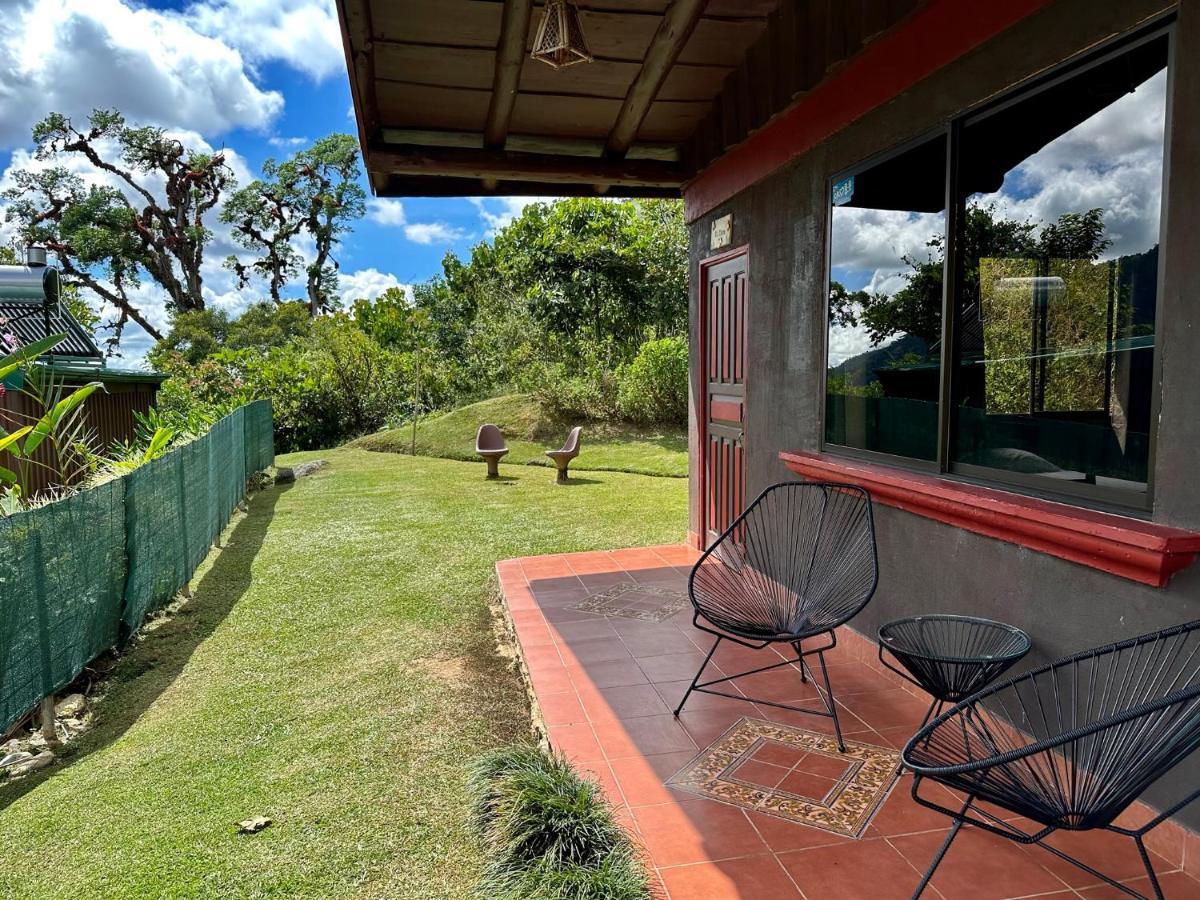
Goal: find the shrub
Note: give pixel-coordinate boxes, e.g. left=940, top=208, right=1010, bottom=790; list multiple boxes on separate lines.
left=153, top=314, right=412, bottom=453
left=530, top=363, right=620, bottom=423
left=239, top=317, right=408, bottom=452
left=469, top=745, right=656, bottom=900
left=617, top=337, right=688, bottom=426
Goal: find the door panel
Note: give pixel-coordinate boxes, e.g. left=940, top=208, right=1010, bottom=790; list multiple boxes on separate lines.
left=703, top=251, right=748, bottom=545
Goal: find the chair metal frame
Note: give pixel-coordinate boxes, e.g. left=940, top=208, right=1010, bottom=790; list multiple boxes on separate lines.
left=673, top=481, right=879, bottom=752
left=903, top=620, right=1200, bottom=899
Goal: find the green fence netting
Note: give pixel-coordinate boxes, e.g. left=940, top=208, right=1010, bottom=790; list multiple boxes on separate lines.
left=0, top=479, right=126, bottom=732
left=0, top=400, right=274, bottom=735
left=243, top=399, right=274, bottom=475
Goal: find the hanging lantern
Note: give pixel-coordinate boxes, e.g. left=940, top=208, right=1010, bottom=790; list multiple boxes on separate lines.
left=531, top=0, right=593, bottom=69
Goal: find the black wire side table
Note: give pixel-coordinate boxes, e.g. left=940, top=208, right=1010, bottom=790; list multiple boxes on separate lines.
left=878, top=614, right=1031, bottom=771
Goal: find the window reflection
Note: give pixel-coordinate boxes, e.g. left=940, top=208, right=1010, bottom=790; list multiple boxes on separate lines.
left=825, top=136, right=946, bottom=461
left=953, top=36, right=1167, bottom=496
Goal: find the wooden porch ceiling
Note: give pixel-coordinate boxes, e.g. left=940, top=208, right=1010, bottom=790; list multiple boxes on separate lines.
left=336, top=0, right=924, bottom=198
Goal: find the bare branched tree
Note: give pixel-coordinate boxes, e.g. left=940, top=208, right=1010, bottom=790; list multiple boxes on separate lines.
left=222, top=134, right=365, bottom=315
left=3, top=109, right=235, bottom=346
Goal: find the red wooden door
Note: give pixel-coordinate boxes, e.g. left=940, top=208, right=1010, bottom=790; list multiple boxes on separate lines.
left=702, top=250, right=748, bottom=545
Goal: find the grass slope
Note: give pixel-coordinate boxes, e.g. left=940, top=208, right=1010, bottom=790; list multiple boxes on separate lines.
left=351, top=394, right=688, bottom=478
left=0, top=449, right=686, bottom=899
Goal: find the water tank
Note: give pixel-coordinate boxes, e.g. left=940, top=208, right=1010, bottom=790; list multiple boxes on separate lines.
left=0, top=247, right=60, bottom=305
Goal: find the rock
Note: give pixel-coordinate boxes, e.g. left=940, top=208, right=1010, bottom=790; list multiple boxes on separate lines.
left=6, top=750, right=53, bottom=777
left=55, top=693, right=86, bottom=718
left=237, top=816, right=272, bottom=835
left=275, top=460, right=327, bottom=483
left=0, top=751, right=33, bottom=770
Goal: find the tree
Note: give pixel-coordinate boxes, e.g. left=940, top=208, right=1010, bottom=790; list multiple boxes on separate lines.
left=493, top=198, right=688, bottom=356
left=149, top=301, right=312, bottom=367
left=3, top=110, right=234, bottom=344
left=222, top=134, right=366, bottom=314
left=836, top=203, right=1114, bottom=349
left=352, top=287, right=422, bottom=351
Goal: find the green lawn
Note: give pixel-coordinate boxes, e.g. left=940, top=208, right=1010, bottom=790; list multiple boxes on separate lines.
left=0, top=449, right=687, bottom=898
left=351, top=394, right=688, bottom=478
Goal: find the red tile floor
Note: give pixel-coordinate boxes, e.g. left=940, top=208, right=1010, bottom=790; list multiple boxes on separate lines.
left=496, top=546, right=1200, bottom=900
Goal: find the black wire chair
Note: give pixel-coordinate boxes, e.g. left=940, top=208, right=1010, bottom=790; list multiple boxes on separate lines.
left=903, top=620, right=1200, bottom=899
left=673, top=481, right=878, bottom=752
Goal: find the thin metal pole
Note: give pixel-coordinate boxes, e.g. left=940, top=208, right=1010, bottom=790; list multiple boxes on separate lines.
left=913, top=794, right=973, bottom=899
left=675, top=636, right=722, bottom=717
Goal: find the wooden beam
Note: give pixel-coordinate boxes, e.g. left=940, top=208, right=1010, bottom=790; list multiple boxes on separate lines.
left=369, top=173, right=680, bottom=199
left=483, top=0, right=534, bottom=149
left=381, top=128, right=681, bottom=161
left=336, top=0, right=379, bottom=148
left=370, top=143, right=688, bottom=188
left=604, top=0, right=709, bottom=158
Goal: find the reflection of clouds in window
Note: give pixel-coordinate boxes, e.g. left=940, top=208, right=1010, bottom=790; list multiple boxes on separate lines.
left=829, top=206, right=943, bottom=366
left=974, top=69, right=1166, bottom=259
left=828, top=319, right=876, bottom=367
left=830, top=207, right=944, bottom=274
left=827, top=205, right=939, bottom=367
left=868, top=270, right=909, bottom=296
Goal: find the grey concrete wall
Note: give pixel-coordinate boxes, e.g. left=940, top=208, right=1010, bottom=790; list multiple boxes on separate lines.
left=687, top=0, right=1200, bottom=826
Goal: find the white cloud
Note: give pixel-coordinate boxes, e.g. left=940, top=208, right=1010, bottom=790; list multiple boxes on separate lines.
left=183, top=0, right=345, bottom=83
left=366, top=198, right=407, bottom=227
left=368, top=200, right=466, bottom=245
left=469, top=196, right=551, bottom=236
left=267, top=135, right=309, bottom=149
left=0, top=0, right=285, bottom=148
left=831, top=207, right=944, bottom=277
left=828, top=321, right=877, bottom=369
left=337, top=268, right=413, bottom=304
left=403, top=222, right=466, bottom=245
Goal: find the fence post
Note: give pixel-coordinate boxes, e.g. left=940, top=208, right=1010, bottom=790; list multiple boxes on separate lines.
left=38, top=695, right=57, bottom=747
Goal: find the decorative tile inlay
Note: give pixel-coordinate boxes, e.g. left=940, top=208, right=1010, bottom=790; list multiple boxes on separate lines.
left=572, top=583, right=690, bottom=622
left=667, top=717, right=899, bottom=837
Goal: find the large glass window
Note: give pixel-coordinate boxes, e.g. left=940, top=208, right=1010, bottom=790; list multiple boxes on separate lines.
left=822, top=25, right=1169, bottom=508
left=825, top=136, right=946, bottom=461
left=952, top=33, right=1167, bottom=501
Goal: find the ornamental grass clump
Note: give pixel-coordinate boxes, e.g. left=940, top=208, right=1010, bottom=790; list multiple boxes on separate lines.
left=469, top=745, right=657, bottom=900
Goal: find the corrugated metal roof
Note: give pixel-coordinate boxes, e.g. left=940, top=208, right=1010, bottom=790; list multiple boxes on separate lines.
left=42, top=361, right=167, bottom=384
left=0, top=299, right=102, bottom=359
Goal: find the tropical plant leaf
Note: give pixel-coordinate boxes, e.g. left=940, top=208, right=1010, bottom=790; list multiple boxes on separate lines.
left=0, top=426, right=32, bottom=457
left=142, top=426, right=175, bottom=462
left=0, top=465, right=17, bottom=485
left=23, top=382, right=103, bottom=455
left=0, top=334, right=67, bottom=382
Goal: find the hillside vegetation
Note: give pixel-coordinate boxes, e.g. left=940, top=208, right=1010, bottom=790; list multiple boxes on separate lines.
left=351, top=394, right=687, bottom=478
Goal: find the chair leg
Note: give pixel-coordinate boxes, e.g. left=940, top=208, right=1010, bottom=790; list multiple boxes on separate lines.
left=912, top=794, right=974, bottom=899
left=674, top=636, right=722, bottom=717
left=805, top=649, right=845, bottom=752
left=792, top=640, right=806, bottom=682
left=1134, top=836, right=1165, bottom=900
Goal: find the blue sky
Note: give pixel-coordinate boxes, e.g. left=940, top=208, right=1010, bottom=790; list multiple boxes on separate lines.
left=0, top=0, right=534, bottom=361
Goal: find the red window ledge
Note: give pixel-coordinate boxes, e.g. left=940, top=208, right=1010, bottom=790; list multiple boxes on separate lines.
left=780, top=450, right=1200, bottom=588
